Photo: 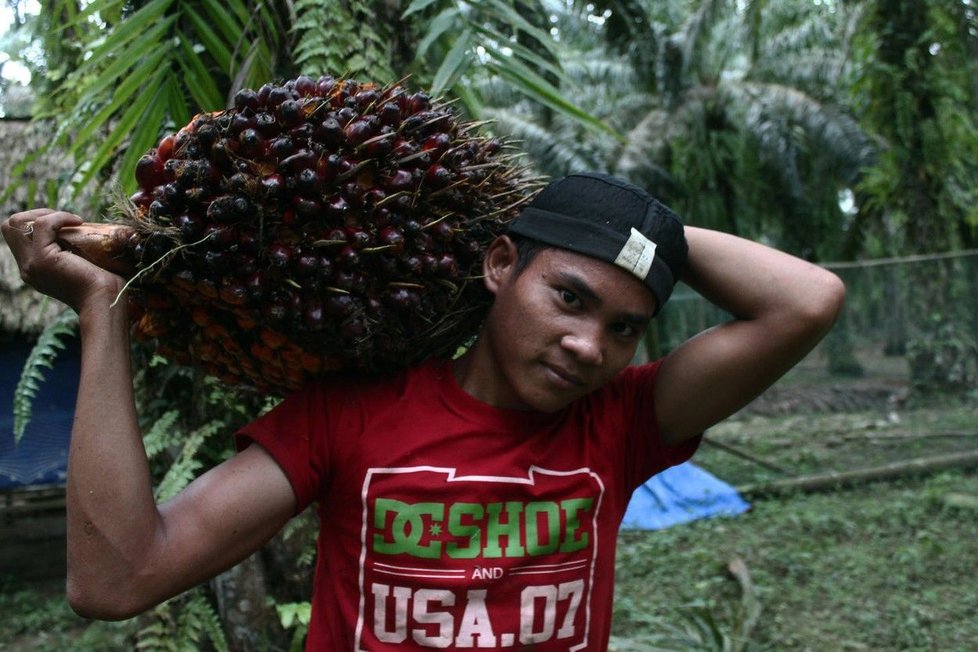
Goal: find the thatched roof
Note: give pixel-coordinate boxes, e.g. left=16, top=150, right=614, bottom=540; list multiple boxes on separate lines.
left=1, top=118, right=95, bottom=335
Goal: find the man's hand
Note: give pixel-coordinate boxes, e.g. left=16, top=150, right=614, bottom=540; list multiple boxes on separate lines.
left=1, top=209, right=124, bottom=312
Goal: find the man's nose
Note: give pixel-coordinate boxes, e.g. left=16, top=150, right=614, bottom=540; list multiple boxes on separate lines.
left=561, top=326, right=604, bottom=366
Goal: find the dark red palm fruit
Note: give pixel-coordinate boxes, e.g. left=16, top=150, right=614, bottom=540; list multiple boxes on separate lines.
left=293, top=196, right=323, bottom=221
left=378, top=226, right=405, bottom=253
left=238, top=129, right=265, bottom=158
left=173, top=213, right=204, bottom=241
left=268, top=136, right=295, bottom=159
left=234, top=88, right=261, bottom=113
left=335, top=107, right=356, bottom=127
left=406, top=91, right=431, bottom=113
left=293, top=75, right=316, bottom=96
left=379, top=102, right=402, bottom=127
left=316, top=255, right=334, bottom=281
left=203, top=248, right=232, bottom=272
left=354, top=89, right=380, bottom=110
left=267, top=85, right=292, bottom=107
left=255, top=111, right=278, bottom=136
left=429, top=219, right=455, bottom=242
left=303, top=299, right=325, bottom=330
left=293, top=250, right=319, bottom=277
left=385, top=169, right=414, bottom=192
left=420, top=253, right=438, bottom=275
left=345, top=226, right=371, bottom=249
left=157, top=134, right=176, bottom=161
left=325, top=195, right=350, bottom=220
left=343, top=118, right=378, bottom=146
left=391, top=137, right=418, bottom=158
left=228, top=172, right=252, bottom=194
left=422, top=132, right=452, bottom=157
left=207, top=195, right=234, bottom=223
left=135, top=153, right=166, bottom=190
left=281, top=149, right=317, bottom=173
left=316, top=75, right=336, bottom=96
left=204, top=224, right=238, bottom=249
left=314, top=118, right=344, bottom=147
left=275, top=99, right=304, bottom=129
left=326, top=294, right=354, bottom=318
left=331, top=270, right=355, bottom=292
left=436, top=254, right=458, bottom=278
left=296, top=168, right=323, bottom=196
left=400, top=255, right=423, bottom=275
left=425, top=164, right=453, bottom=188
left=267, top=243, right=293, bottom=270
left=385, top=286, right=420, bottom=312
left=290, top=122, right=314, bottom=141
left=336, top=245, right=360, bottom=270
left=231, top=113, right=257, bottom=134
left=365, top=297, right=384, bottom=317
left=260, top=173, right=286, bottom=201
left=129, top=189, right=152, bottom=209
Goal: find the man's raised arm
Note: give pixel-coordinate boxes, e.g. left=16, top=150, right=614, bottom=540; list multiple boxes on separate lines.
left=655, top=226, right=846, bottom=443
left=2, top=210, right=296, bottom=620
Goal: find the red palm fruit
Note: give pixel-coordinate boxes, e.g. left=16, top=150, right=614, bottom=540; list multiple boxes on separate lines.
left=88, top=75, right=538, bottom=394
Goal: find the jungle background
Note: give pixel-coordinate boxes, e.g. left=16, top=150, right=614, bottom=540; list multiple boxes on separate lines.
left=1, top=0, right=976, bottom=650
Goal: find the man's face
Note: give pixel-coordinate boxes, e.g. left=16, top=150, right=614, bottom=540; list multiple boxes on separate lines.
left=472, top=238, right=656, bottom=413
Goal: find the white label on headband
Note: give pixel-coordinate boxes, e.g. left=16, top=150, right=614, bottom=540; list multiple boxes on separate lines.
left=614, top=227, right=657, bottom=280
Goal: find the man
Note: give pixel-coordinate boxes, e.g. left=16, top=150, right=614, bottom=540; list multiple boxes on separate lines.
left=2, top=172, right=844, bottom=650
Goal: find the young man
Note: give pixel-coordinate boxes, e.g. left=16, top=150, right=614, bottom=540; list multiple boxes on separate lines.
left=2, top=172, right=844, bottom=650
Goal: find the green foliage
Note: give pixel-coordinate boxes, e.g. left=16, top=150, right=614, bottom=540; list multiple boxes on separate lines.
left=292, top=0, right=394, bottom=81
left=275, top=601, right=312, bottom=652
left=135, top=590, right=228, bottom=652
left=12, top=307, right=78, bottom=443
left=153, top=419, right=225, bottom=502
left=26, top=0, right=284, bottom=199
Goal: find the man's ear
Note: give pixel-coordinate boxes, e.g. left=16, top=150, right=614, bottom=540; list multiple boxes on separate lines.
left=483, top=235, right=518, bottom=295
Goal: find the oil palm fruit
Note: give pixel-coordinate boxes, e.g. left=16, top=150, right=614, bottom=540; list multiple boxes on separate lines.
left=81, top=75, right=539, bottom=395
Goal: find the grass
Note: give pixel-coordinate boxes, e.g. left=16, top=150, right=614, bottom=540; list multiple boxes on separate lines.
left=2, top=405, right=975, bottom=651
left=611, top=403, right=978, bottom=651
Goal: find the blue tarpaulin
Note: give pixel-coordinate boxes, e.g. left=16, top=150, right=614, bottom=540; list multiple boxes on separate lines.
left=622, top=461, right=750, bottom=530
left=0, top=339, right=80, bottom=490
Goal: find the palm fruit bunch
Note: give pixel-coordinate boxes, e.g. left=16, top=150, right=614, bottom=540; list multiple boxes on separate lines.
left=117, top=74, right=537, bottom=395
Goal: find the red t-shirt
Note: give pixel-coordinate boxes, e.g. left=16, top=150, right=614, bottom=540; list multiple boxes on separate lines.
left=237, top=359, right=698, bottom=651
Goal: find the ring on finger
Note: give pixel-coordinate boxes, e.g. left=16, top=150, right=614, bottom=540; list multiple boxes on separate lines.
left=22, top=221, right=35, bottom=240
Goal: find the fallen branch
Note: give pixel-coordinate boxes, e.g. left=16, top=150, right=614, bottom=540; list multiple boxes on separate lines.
left=737, top=449, right=978, bottom=498
left=703, top=437, right=791, bottom=474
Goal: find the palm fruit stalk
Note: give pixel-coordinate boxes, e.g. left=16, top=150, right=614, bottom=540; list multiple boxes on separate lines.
left=69, top=75, right=540, bottom=395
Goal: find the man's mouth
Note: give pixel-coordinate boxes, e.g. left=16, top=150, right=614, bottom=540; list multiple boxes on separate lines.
left=543, top=362, right=585, bottom=388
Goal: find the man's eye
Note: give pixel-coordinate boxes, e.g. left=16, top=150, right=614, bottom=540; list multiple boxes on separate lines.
left=559, top=289, right=580, bottom=306
left=612, top=322, right=638, bottom=338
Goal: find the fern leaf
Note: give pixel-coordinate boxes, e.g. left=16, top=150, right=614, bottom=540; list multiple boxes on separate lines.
left=142, top=410, right=182, bottom=458
left=13, top=308, right=79, bottom=444
left=154, top=420, right=223, bottom=501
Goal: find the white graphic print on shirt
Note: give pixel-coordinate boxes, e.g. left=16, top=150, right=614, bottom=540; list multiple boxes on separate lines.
left=354, top=466, right=605, bottom=651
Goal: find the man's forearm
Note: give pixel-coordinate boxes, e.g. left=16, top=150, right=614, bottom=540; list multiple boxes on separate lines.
left=66, top=296, right=161, bottom=616
left=680, top=226, right=842, bottom=323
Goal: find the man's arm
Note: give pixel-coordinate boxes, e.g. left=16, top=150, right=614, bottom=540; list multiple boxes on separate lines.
left=655, top=226, right=845, bottom=443
left=2, top=210, right=296, bottom=620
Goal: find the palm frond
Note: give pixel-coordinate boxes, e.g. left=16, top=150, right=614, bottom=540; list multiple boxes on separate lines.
left=483, top=107, right=600, bottom=176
